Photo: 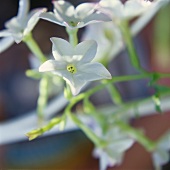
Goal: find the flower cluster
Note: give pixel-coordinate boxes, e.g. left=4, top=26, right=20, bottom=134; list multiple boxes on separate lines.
left=0, top=0, right=170, bottom=170
left=40, top=0, right=111, bottom=29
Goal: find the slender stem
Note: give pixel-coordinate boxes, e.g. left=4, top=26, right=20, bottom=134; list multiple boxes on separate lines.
left=106, top=83, right=123, bottom=105
left=120, top=21, right=146, bottom=73
left=23, top=33, right=47, bottom=63
left=37, top=75, right=49, bottom=124
left=66, top=28, right=78, bottom=46
left=26, top=116, right=62, bottom=140
left=68, top=112, right=107, bottom=147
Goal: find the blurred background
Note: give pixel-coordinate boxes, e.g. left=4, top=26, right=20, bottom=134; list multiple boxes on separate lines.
left=0, top=0, right=170, bottom=169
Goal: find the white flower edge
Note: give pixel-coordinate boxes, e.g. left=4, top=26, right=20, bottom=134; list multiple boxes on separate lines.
left=0, top=0, right=47, bottom=53
left=39, top=38, right=112, bottom=95
left=98, top=0, right=152, bottom=20
left=40, top=0, right=111, bottom=29
left=93, top=127, right=134, bottom=170
left=0, top=37, right=15, bottom=53
left=152, top=131, right=170, bottom=170
left=82, top=22, right=123, bottom=62
left=131, top=0, right=170, bottom=35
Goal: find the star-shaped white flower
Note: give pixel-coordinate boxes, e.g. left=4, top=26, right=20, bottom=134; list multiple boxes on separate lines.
left=39, top=38, right=112, bottom=95
left=93, top=127, right=134, bottom=170
left=0, top=0, right=46, bottom=53
left=99, top=0, right=152, bottom=21
left=39, top=0, right=111, bottom=29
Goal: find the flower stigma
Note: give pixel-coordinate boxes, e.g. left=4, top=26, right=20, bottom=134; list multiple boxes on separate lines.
left=69, top=21, right=78, bottom=27
left=67, top=64, right=77, bottom=74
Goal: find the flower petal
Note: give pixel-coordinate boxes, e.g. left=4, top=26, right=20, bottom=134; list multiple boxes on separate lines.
left=0, top=37, right=14, bottom=53
left=53, top=69, right=87, bottom=95
left=50, top=37, right=74, bottom=60
left=5, top=17, right=21, bottom=31
left=0, top=30, right=11, bottom=37
left=52, top=69, right=83, bottom=95
left=75, top=3, right=95, bottom=19
left=12, top=32, right=23, bottom=43
left=108, top=139, right=134, bottom=154
left=75, top=40, right=97, bottom=64
left=131, top=0, right=168, bottom=35
left=52, top=0, right=75, bottom=23
left=24, top=8, right=47, bottom=36
left=65, top=75, right=86, bottom=95
left=39, top=60, right=66, bottom=72
left=99, top=0, right=124, bottom=19
left=17, top=0, right=30, bottom=22
left=39, top=12, right=64, bottom=26
left=124, top=0, right=150, bottom=19
left=81, top=12, right=111, bottom=27
left=76, top=62, right=112, bottom=81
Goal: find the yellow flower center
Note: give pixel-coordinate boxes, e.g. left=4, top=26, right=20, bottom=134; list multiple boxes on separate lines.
left=67, top=64, right=77, bottom=74
left=69, top=21, right=79, bottom=27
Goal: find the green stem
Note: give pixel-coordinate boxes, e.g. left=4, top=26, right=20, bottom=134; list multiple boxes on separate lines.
left=68, top=112, right=107, bottom=147
left=26, top=116, right=62, bottom=140
left=120, top=21, right=146, bottom=73
left=66, top=28, right=78, bottom=46
left=87, top=72, right=170, bottom=97
left=106, top=83, right=123, bottom=105
left=37, top=76, right=49, bottom=124
left=64, top=73, right=170, bottom=114
left=23, top=33, right=47, bottom=63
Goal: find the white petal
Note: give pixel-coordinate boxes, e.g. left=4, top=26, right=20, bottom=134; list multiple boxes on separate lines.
left=5, top=17, right=21, bottom=31
left=39, top=60, right=66, bottom=72
left=52, top=0, right=75, bottom=23
left=53, top=69, right=82, bottom=95
left=99, top=0, right=124, bottom=19
left=75, top=3, right=95, bottom=19
left=17, top=0, right=30, bottom=22
left=52, top=69, right=87, bottom=95
left=24, top=8, right=47, bottom=36
left=12, top=32, right=23, bottom=43
left=108, top=139, right=134, bottom=153
left=50, top=37, right=74, bottom=60
left=100, top=152, right=112, bottom=170
left=82, top=12, right=111, bottom=26
left=75, top=40, right=97, bottom=63
left=124, top=0, right=150, bottom=19
left=0, top=30, right=11, bottom=37
left=131, top=0, right=169, bottom=35
left=152, top=150, right=170, bottom=168
left=39, top=12, right=64, bottom=26
left=0, top=37, right=14, bottom=53
left=65, top=75, right=86, bottom=95
left=82, top=22, right=123, bottom=62
left=76, top=62, right=112, bottom=81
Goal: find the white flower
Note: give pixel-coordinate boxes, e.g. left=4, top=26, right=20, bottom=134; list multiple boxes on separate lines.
left=0, top=0, right=46, bottom=52
left=152, top=131, right=170, bottom=170
left=131, top=0, right=170, bottom=35
left=39, top=0, right=111, bottom=29
left=99, top=0, right=152, bottom=21
left=39, top=38, right=112, bottom=95
left=82, top=22, right=123, bottom=62
left=93, top=127, right=134, bottom=170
